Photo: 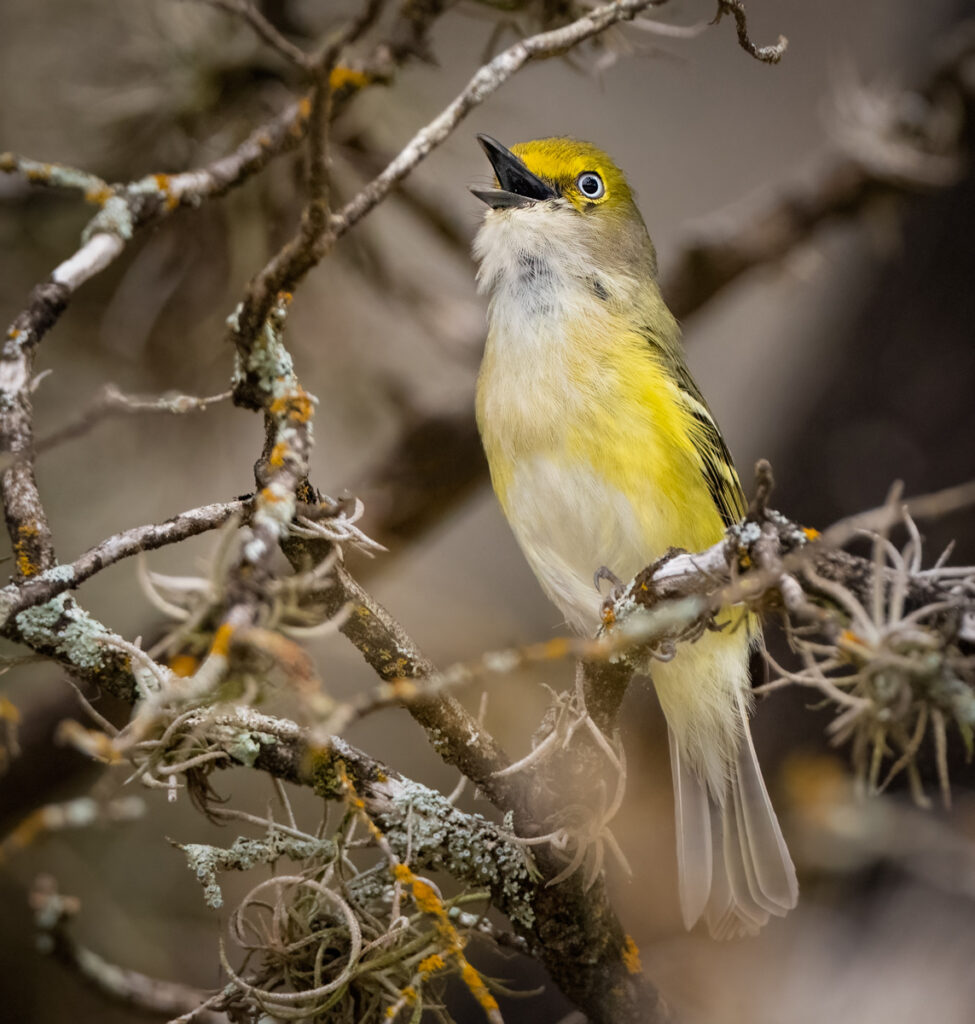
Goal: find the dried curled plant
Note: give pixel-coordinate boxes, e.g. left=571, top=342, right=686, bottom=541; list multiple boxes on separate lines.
left=175, top=777, right=515, bottom=1024
left=494, top=682, right=632, bottom=890
left=764, top=509, right=975, bottom=806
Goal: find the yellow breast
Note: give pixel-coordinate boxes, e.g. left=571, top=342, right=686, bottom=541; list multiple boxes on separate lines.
left=477, top=309, right=727, bottom=629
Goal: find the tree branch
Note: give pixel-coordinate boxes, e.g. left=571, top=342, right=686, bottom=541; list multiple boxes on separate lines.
left=662, top=20, right=974, bottom=318
left=0, top=499, right=252, bottom=627
left=185, top=0, right=313, bottom=70
left=30, top=876, right=227, bottom=1023
left=196, top=706, right=673, bottom=1023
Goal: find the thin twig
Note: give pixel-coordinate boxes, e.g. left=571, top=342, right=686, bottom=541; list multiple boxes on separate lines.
left=0, top=498, right=252, bottom=626
left=183, top=0, right=312, bottom=69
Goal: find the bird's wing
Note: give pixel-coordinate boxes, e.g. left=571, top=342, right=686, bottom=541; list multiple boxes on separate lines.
left=671, top=360, right=747, bottom=528
left=638, top=323, right=746, bottom=528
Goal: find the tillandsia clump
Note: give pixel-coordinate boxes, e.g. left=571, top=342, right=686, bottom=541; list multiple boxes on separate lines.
left=762, top=504, right=975, bottom=807
left=177, top=810, right=509, bottom=1024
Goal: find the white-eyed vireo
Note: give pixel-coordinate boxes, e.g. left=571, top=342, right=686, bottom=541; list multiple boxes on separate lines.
left=471, top=135, right=798, bottom=938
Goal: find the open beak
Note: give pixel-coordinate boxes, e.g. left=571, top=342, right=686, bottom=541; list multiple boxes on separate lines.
left=470, top=134, right=557, bottom=209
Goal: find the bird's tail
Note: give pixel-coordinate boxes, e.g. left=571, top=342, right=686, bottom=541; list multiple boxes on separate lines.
left=669, top=692, right=798, bottom=939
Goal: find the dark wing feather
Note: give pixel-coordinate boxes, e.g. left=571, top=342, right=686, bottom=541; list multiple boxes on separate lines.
left=641, top=325, right=746, bottom=527
left=673, top=361, right=746, bottom=527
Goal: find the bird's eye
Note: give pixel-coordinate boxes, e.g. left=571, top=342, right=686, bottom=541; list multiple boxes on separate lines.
left=576, top=172, right=605, bottom=199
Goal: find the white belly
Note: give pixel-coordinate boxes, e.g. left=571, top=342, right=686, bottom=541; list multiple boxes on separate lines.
left=503, top=456, right=651, bottom=633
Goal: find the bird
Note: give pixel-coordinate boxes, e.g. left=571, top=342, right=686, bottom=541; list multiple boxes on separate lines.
left=470, top=134, right=798, bottom=938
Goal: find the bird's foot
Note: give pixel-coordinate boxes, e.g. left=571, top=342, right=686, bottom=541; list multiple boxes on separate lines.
left=593, top=564, right=625, bottom=595
left=594, top=565, right=628, bottom=625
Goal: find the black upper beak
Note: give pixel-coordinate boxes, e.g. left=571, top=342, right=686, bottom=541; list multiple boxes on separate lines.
left=470, top=134, right=557, bottom=209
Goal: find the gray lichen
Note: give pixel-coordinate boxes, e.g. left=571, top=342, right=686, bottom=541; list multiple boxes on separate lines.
left=83, top=196, right=134, bottom=241
left=15, top=595, right=116, bottom=672
left=375, top=778, right=537, bottom=929
left=178, top=833, right=336, bottom=909
left=224, top=728, right=278, bottom=768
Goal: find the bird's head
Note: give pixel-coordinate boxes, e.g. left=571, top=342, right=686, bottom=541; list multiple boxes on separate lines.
left=471, top=135, right=657, bottom=303
left=472, top=134, right=636, bottom=215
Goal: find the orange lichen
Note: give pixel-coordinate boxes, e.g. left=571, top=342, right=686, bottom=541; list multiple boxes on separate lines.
left=14, top=523, right=39, bottom=577
left=393, top=849, right=503, bottom=1016
left=330, top=66, right=370, bottom=91
left=268, top=441, right=288, bottom=468
left=460, top=961, right=500, bottom=1014
left=802, top=526, right=820, bottom=540
left=168, top=654, right=199, bottom=678
left=540, top=637, right=570, bottom=660
left=417, top=954, right=446, bottom=975
left=84, top=185, right=113, bottom=205
left=412, top=877, right=446, bottom=917
left=839, top=629, right=859, bottom=645
left=297, top=95, right=312, bottom=120
left=400, top=985, right=418, bottom=1006
left=26, top=164, right=52, bottom=182
left=387, top=678, right=417, bottom=701
left=781, top=754, right=851, bottom=831
left=739, top=553, right=752, bottom=569
left=260, top=485, right=286, bottom=504
left=152, top=173, right=179, bottom=211
left=340, top=770, right=498, bottom=1015
left=621, top=934, right=642, bottom=975
left=269, top=388, right=314, bottom=424
left=210, top=623, right=235, bottom=658
left=601, top=605, right=616, bottom=626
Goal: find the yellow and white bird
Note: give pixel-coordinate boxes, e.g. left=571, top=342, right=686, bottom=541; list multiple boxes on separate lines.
left=471, top=134, right=797, bottom=938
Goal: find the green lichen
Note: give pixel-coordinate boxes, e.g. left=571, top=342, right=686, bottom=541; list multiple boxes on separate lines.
left=307, top=746, right=349, bottom=799
left=15, top=594, right=115, bottom=672
left=225, top=729, right=277, bottom=768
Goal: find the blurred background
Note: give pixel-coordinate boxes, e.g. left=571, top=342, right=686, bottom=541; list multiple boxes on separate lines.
left=2, top=0, right=975, bottom=1021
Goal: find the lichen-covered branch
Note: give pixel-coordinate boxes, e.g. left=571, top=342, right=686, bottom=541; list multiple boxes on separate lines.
left=0, top=499, right=251, bottom=629
left=183, top=705, right=671, bottom=1023
left=326, top=564, right=522, bottom=807
left=201, top=707, right=538, bottom=921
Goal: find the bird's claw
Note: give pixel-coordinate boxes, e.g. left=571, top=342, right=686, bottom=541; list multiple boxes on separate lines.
left=594, top=566, right=628, bottom=623
left=593, top=564, right=624, bottom=594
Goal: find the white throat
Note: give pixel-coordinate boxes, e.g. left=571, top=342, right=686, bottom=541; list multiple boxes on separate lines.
left=473, top=204, right=608, bottom=345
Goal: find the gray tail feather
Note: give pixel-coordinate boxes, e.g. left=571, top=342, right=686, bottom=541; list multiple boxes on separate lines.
left=669, top=697, right=798, bottom=939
